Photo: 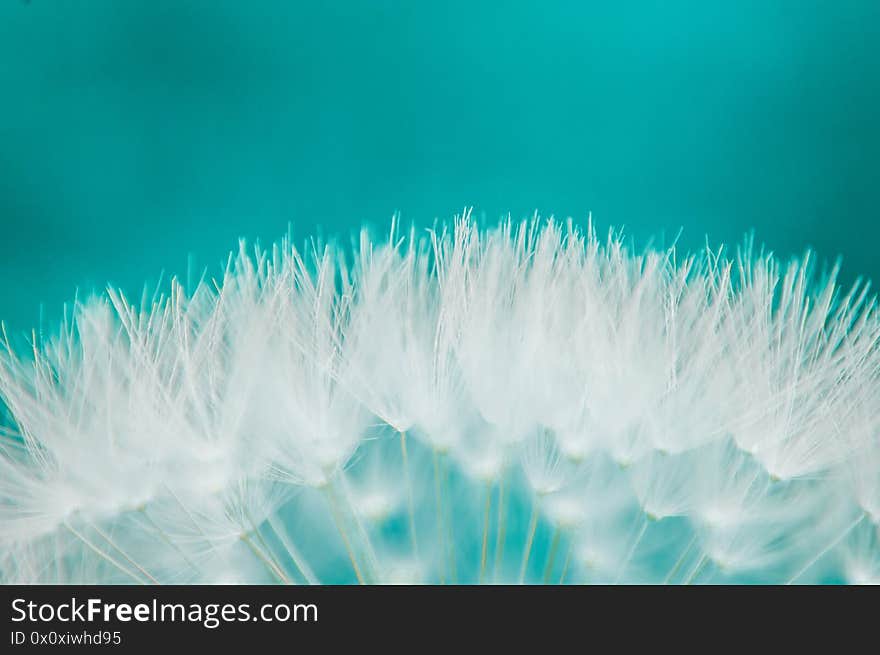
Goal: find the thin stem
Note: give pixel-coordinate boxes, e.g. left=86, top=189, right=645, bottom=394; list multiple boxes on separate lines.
left=138, top=508, right=202, bottom=576
left=519, top=501, right=539, bottom=584
left=663, top=533, right=697, bottom=585
left=63, top=521, right=147, bottom=585
left=240, top=533, right=289, bottom=584
left=558, top=546, right=572, bottom=584
left=787, top=512, right=866, bottom=585
left=443, top=455, right=457, bottom=583
left=349, top=485, right=381, bottom=579
left=543, top=527, right=561, bottom=584
left=479, top=480, right=492, bottom=583
left=328, top=474, right=380, bottom=582
left=323, top=486, right=365, bottom=584
left=615, top=514, right=648, bottom=584
left=400, top=430, right=419, bottom=559
left=55, top=539, right=63, bottom=582
left=87, top=520, right=161, bottom=585
left=493, top=474, right=507, bottom=582
left=29, top=542, right=63, bottom=583
left=245, top=512, right=291, bottom=584
left=164, top=485, right=244, bottom=577
left=433, top=449, right=446, bottom=584
left=683, top=554, right=708, bottom=585
left=267, top=514, right=320, bottom=585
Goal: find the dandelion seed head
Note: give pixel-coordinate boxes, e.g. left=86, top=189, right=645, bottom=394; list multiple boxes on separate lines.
left=1, top=212, right=878, bottom=584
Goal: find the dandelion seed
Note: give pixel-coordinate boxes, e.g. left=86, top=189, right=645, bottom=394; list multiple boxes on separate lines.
left=1, top=212, right=878, bottom=584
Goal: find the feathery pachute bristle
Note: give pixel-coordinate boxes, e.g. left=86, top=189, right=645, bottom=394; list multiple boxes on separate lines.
left=1, top=211, right=878, bottom=584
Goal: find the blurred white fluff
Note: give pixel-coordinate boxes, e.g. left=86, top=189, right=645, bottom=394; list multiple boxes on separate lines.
left=1, top=210, right=879, bottom=585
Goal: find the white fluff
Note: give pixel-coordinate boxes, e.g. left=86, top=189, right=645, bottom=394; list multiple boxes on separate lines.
left=1, top=211, right=878, bottom=584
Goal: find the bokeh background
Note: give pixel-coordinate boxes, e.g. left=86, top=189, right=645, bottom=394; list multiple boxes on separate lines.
left=1, top=1, right=878, bottom=334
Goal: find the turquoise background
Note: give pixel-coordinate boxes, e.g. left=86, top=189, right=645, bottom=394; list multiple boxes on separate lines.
left=1, top=1, right=878, bottom=333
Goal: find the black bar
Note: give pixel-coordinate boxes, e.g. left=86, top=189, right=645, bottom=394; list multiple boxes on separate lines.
left=0, top=584, right=874, bottom=650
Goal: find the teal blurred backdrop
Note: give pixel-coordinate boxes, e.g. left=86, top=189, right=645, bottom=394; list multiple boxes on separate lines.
left=1, top=1, right=878, bottom=333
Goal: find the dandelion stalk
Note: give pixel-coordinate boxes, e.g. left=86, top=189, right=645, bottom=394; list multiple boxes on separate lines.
left=400, top=430, right=419, bottom=559
left=324, top=485, right=366, bottom=585
left=267, top=514, right=319, bottom=585
left=63, top=521, right=150, bottom=585
left=558, top=546, right=572, bottom=584
left=432, top=449, right=447, bottom=584
left=787, top=513, right=867, bottom=585
left=663, top=533, right=697, bottom=585
left=86, top=519, right=162, bottom=585
left=615, top=514, right=649, bottom=584
left=479, top=480, right=492, bottom=583
left=493, top=474, right=507, bottom=582
left=519, top=501, right=539, bottom=584
left=683, top=554, right=709, bottom=585
left=240, top=532, right=290, bottom=584
left=543, top=527, right=561, bottom=583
